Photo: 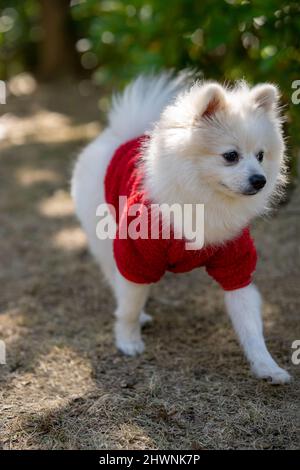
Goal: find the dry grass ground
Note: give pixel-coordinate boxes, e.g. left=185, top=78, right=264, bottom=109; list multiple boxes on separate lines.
left=0, top=81, right=299, bottom=450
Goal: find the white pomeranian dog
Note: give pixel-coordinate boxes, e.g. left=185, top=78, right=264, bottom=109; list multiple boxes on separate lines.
left=71, top=72, right=290, bottom=384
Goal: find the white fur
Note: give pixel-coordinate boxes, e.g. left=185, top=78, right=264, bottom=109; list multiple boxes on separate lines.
left=114, top=270, right=150, bottom=356
left=144, top=80, right=286, bottom=245
left=225, top=285, right=290, bottom=384
left=71, top=72, right=290, bottom=383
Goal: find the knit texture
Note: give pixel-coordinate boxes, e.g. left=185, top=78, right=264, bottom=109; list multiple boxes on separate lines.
left=104, top=136, right=257, bottom=290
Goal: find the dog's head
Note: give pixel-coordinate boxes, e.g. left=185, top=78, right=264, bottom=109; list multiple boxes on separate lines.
left=155, top=81, right=286, bottom=211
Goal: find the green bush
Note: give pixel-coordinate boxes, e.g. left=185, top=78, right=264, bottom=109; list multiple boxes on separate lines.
left=0, top=0, right=299, bottom=161
left=72, top=0, right=300, bottom=160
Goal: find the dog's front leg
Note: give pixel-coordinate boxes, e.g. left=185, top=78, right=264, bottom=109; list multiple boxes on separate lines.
left=224, top=283, right=291, bottom=384
left=114, top=270, right=150, bottom=356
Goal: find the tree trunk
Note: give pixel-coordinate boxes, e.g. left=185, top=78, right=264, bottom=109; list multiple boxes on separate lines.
left=38, top=0, right=79, bottom=80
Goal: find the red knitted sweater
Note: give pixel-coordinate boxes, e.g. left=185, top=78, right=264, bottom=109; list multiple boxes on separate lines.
left=104, top=136, right=257, bottom=290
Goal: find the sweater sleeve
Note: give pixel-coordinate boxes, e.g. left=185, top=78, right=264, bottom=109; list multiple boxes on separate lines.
left=113, top=202, right=168, bottom=284
left=205, top=228, right=257, bottom=291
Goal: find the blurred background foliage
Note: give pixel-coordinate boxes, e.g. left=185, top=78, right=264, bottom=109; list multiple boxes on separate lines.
left=0, top=0, right=299, bottom=164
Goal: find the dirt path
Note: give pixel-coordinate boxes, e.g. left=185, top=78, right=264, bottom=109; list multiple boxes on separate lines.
left=0, top=82, right=299, bottom=449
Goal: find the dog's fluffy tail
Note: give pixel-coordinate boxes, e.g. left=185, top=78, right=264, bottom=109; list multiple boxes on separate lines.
left=108, top=71, right=191, bottom=142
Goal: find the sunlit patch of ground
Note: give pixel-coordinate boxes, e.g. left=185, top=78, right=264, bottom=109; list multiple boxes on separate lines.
left=52, top=227, right=87, bottom=252
left=38, top=191, right=75, bottom=218
left=16, top=168, right=61, bottom=187
left=0, top=83, right=299, bottom=450
left=0, top=111, right=100, bottom=146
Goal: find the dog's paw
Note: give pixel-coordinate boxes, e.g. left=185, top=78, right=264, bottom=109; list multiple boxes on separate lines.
left=252, top=363, right=291, bottom=384
left=140, top=311, right=152, bottom=326
left=116, top=336, right=145, bottom=356
left=115, top=320, right=145, bottom=356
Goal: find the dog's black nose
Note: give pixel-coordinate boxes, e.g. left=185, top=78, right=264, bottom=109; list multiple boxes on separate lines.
left=249, top=174, right=266, bottom=190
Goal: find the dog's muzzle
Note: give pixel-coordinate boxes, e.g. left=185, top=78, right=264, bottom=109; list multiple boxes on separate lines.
left=243, top=174, right=266, bottom=195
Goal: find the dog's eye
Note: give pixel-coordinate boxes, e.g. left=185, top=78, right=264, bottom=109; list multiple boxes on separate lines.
left=256, top=150, right=264, bottom=162
left=222, top=150, right=239, bottom=163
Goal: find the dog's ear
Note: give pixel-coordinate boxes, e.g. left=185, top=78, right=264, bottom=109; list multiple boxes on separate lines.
left=196, top=83, right=227, bottom=119
left=251, top=84, right=279, bottom=112
left=161, top=82, right=227, bottom=128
